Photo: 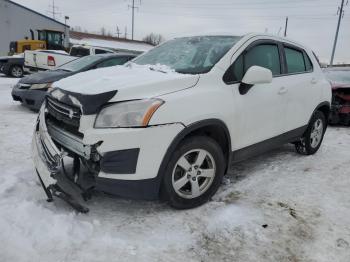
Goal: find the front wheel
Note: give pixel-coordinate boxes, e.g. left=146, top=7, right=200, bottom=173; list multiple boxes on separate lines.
left=161, top=136, right=225, bottom=209
left=295, top=111, right=326, bottom=155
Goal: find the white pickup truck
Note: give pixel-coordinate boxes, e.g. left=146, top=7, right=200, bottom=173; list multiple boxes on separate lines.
left=24, top=45, right=115, bottom=73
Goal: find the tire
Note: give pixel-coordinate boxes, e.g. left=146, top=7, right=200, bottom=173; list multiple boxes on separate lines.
left=10, top=65, right=23, bottom=78
left=161, top=136, right=225, bottom=209
left=295, top=111, right=326, bottom=155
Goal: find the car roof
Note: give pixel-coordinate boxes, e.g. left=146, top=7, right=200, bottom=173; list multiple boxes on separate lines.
left=172, top=33, right=310, bottom=52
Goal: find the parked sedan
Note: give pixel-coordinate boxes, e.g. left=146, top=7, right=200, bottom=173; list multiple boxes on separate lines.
left=324, top=67, right=350, bottom=125
left=11, top=53, right=136, bottom=110
left=0, top=54, right=24, bottom=77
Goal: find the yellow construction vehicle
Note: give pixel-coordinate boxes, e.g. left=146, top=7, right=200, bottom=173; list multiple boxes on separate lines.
left=9, top=29, right=66, bottom=55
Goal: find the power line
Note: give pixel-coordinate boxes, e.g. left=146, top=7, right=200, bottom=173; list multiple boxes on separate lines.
left=330, top=0, right=348, bottom=65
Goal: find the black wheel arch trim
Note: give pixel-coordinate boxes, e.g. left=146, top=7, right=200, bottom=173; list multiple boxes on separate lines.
left=154, top=118, right=232, bottom=196
left=311, top=101, right=331, bottom=123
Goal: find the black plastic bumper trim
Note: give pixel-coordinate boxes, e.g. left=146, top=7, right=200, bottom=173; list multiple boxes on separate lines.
left=100, top=148, right=140, bottom=174
left=95, top=176, right=159, bottom=200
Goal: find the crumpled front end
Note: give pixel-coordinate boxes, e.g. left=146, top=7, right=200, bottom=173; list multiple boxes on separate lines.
left=32, top=90, right=184, bottom=212
left=32, top=103, right=96, bottom=212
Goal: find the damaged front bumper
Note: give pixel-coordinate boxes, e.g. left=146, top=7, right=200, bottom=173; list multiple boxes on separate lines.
left=32, top=106, right=92, bottom=212
left=32, top=98, right=185, bottom=212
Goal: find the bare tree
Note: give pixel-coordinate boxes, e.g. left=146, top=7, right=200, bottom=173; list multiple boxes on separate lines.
left=73, top=26, right=82, bottom=32
left=142, top=33, right=165, bottom=46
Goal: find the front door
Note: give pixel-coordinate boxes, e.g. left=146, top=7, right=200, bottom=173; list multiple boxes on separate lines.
left=225, top=41, right=289, bottom=150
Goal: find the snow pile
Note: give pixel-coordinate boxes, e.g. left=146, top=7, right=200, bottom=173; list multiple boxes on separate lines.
left=1, top=74, right=350, bottom=261
left=70, top=38, right=153, bottom=53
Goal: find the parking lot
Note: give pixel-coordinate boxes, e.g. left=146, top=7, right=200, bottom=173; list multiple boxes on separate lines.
left=1, top=74, right=349, bottom=262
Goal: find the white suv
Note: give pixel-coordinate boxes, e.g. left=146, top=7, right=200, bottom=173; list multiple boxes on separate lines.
left=32, top=33, right=331, bottom=212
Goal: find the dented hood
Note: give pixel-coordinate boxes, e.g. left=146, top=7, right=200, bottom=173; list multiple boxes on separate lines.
left=52, top=64, right=199, bottom=103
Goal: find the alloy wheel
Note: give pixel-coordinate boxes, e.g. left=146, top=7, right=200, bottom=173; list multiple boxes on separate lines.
left=171, top=149, right=216, bottom=199
left=310, top=119, right=323, bottom=148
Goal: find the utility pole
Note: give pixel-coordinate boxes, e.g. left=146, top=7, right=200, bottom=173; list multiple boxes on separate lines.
left=128, top=0, right=141, bottom=40
left=284, top=16, right=288, bottom=37
left=64, top=16, right=69, bottom=48
left=124, top=26, right=128, bottom=39
left=116, top=26, right=121, bottom=38
left=47, top=0, right=60, bottom=20
left=330, top=0, right=347, bottom=66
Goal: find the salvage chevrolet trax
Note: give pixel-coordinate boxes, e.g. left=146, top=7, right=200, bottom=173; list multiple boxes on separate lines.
left=32, top=34, right=331, bottom=212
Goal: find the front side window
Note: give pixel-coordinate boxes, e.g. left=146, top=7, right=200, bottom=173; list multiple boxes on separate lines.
left=133, top=35, right=242, bottom=74
left=223, top=43, right=281, bottom=83
left=245, top=44, right=281, bottom=76
left=285, top=47, right=306, bottom=74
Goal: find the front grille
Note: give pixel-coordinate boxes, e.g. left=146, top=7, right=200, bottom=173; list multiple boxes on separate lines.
left=46, top=97, right=83, bottom=137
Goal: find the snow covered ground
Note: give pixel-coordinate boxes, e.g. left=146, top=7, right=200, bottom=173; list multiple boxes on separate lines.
left=0, top=74, right=350, bottom=262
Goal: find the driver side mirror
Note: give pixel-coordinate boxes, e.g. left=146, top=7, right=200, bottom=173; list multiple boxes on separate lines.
left=239, top=66, right=273, bottom=95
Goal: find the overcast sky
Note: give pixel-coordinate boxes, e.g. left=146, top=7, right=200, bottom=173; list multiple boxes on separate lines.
left=13, top=0, right=350, bottom=63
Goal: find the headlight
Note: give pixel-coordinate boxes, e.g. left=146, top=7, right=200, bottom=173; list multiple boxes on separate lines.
left=94, top=99, right=164, bottom=128
left=30, top=83, right=52, bottom=90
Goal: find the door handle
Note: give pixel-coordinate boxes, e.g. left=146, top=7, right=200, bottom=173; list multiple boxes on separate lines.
left=278, top=86, right=288, bottom=95
left=311, top=78, right=318, bottom=84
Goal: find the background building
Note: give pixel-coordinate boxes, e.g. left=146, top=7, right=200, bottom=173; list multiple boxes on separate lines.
left=0, top=0, right=69, bottom=55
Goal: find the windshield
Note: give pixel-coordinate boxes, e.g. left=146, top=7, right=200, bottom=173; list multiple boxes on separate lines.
left=133, top=35, right=242, bottom=74
left=58, top=55, right=102, bottom=72
left=324, top=68, right=350, bottom=85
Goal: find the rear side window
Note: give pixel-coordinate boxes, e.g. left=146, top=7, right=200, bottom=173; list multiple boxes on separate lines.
left=284, top=47, right=306, bottom=74
left=245, top=44, right=281, bottom=76
left=70, top=47, right=90, bottom=57
left=96, top=57, right=130, bottom=68
left=95, top=49, right=111, bottom=54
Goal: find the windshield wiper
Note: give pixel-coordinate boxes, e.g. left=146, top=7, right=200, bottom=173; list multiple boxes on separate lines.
left=149, top=67, right=167, bottom=74
left=56, top=69, right=73, bottom=72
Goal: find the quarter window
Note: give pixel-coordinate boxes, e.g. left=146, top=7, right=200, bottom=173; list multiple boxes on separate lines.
left=304, top=53, right=313, bottom=71
left=284, top=47, right=306, bottom=74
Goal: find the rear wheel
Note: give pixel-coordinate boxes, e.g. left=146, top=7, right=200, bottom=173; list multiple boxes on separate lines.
left=10, top=65, right=23, bottom=78
left=161, top=136, right=225, bottom=209
left=295, top=111, right=326, bottom=155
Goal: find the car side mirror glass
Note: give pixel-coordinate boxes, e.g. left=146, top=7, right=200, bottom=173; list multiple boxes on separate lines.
left=239, top=66, right=273, bottom=95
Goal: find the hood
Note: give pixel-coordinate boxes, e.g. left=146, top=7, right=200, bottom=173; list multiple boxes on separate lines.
left=20, top=69, right=74, bottom=85
left=53, top=64, right=199, bottom=102
left=331, top=81, right=350, bottom=90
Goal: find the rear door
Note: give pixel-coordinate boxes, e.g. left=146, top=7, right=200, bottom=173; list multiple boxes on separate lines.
left=280, top=44, right=319, bottom=131
left=225, top=40, right=289, bottom=149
